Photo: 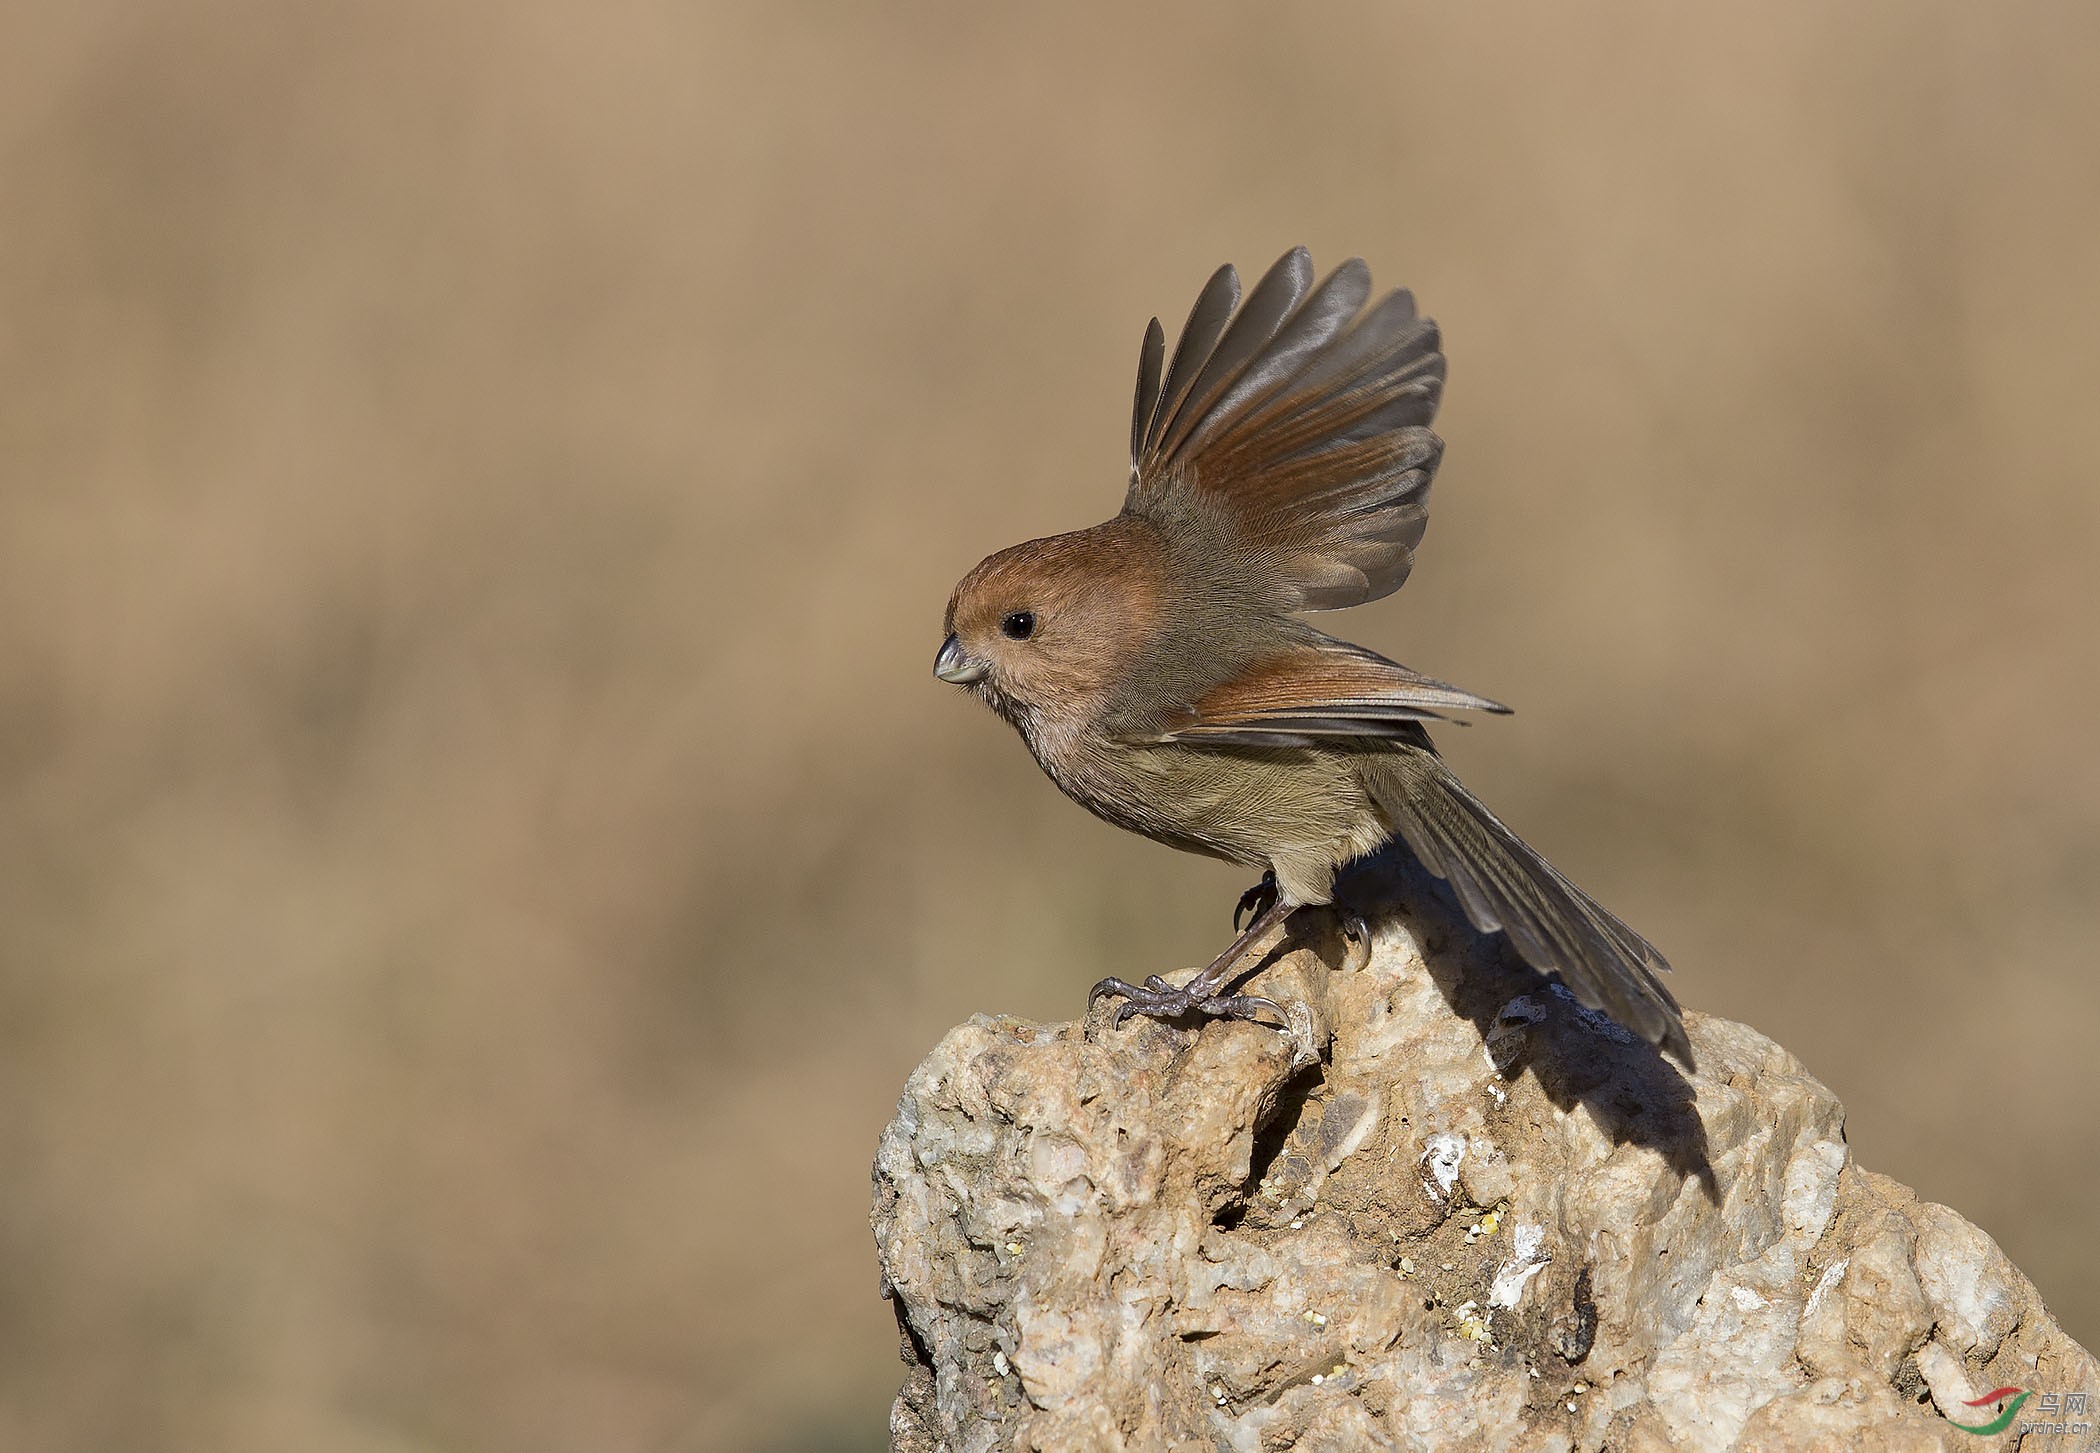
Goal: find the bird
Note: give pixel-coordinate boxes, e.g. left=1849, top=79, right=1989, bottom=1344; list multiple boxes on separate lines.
left=932, top=247, right=1692, bottom=1069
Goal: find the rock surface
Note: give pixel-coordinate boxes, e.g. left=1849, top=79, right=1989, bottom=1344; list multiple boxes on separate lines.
left=870, top=852, right=2098, bottom=1451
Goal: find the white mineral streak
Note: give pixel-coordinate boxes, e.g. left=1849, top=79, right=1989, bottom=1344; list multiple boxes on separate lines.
left=1420, top=1132, right=1466, bottom=1200
left=1487, top=1223, right=1550, bottom=1310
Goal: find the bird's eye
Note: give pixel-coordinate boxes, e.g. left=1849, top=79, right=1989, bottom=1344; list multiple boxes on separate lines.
left=1000, top=610, right=1036, bottom=641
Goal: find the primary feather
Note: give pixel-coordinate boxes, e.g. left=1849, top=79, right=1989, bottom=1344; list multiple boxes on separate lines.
left=1125, top=246, right=1446, bottom=611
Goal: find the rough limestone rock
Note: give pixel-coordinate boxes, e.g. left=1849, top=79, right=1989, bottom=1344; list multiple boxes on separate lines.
left=871, top=850, right=2098, bottom=1451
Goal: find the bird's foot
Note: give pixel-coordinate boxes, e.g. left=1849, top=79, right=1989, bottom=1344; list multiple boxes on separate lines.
left=1089, top=974, right=1289, bottom=1031
left=1233, top=871, right=1279, bottom=932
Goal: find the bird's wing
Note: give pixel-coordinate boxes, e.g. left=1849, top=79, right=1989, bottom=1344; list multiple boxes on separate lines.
left=1148, top=636, right=1507, bottom=750
left=1123, top=247, right=1446, bottom=612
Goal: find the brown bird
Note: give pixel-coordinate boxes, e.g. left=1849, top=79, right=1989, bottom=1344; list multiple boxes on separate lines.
left=934, top=247, right=1691, bottom=1068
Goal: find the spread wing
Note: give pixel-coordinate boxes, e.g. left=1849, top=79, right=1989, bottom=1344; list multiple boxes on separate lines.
left=1149, top=635, right=1508, bottom=750
left=1124, top=247, right=1446, bottom=612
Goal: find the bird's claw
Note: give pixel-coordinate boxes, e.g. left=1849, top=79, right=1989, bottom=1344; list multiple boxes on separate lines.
left=1337, top=907, right=1371, bottom=971
left=1233, top=871, right=1279, bottom=932
left=1089, top=976, right=1290, bottom=1031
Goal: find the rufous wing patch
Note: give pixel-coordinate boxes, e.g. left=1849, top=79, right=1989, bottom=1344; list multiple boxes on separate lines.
left=1155, top=639, right=1508, bottom=748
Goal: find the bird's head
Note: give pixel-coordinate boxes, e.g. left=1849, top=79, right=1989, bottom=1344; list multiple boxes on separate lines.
left=935, top=518, right=1166, bottom=732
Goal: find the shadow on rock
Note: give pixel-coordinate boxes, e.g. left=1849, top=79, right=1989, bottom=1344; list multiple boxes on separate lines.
left=1334, top=842, right=1719, bottom=1203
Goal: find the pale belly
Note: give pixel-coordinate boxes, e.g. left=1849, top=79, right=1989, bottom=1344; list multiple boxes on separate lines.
left=1030, top=734, right=1392, bottom=906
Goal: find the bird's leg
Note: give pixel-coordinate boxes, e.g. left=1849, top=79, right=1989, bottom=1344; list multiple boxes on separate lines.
left=1233, top=870, right=1278, bottom=932
left=1090, top=896, right=1295, bottom=1030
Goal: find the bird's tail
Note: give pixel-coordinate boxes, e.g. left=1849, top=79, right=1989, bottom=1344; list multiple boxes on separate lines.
left=1369, top=749, right=1693, bottom=1069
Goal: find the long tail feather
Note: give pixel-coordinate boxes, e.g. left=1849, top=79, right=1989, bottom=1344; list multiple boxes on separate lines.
left=1370, top=750, right=1693, bottom=1069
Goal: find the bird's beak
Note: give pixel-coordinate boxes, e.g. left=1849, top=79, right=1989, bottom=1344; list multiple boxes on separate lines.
left=933, top=633, right=988, bottom=684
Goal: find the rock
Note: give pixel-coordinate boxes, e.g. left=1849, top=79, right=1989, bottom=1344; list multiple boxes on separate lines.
left=870, top=850, right=2097, bottom=1451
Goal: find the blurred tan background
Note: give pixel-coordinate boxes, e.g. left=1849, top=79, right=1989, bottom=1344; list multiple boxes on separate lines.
left=3, top=2, right=2097, bottom=1449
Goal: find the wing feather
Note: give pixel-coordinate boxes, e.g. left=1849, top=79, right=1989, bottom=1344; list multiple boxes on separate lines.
left=1150, top=635, right=1508, bottom=747
left=1184, top=258, right=1371, bottom=458
left=1128, top=318, right=1164, bottom=478
left=1125, top=250, right=1448, bottom=611
left=1152, top=248, right=1313, bottom=462
left=1142, top=264, right=1240, bottom=460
